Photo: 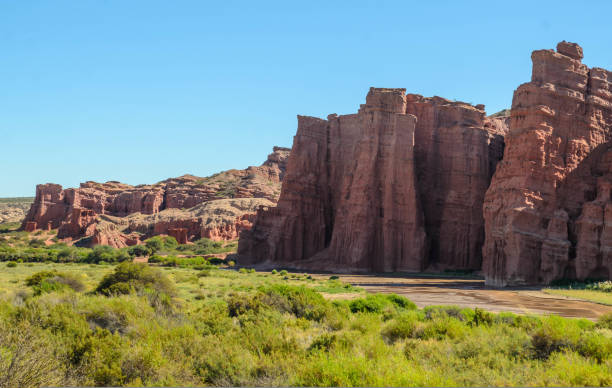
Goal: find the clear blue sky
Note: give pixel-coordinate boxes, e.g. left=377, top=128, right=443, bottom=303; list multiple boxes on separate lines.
left=2, top=1, right=611, bottom=197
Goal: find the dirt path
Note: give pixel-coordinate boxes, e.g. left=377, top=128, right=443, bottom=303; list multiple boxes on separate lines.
left=312, top=274, right=612, bottom=320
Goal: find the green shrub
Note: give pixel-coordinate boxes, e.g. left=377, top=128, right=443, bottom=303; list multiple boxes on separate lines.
left=6, top=261, right=17, bottom=267
left=596, top=312, right=612, bottom=330
left=95, top=262, right=176, bottom=297
left=52, top=272, right=86, bottom=292
left=239, top=268, right=248, bottom=274
left=271, top=269, right=278, bottom=275
left=257, top=284, right=331, bottom=321
left=279, top=270, right=288, bottom=276
left=472, top=307, right=493, bottom=326
left=382, top=312, right=419, bottom=342
left=128, top=244, right=150, bottom=257
left=531, top=315, right=582, bottom=359
left=578, top=330, right=612, bottom=362
left=0, top=321, right=64, bottom=387
left=25, top=270, right=58, bottom=286
left=28, top=238, right=46, bottom=248
left=415, top=316, right=468, bottom=340
left=87, top=245, right=130, bottom=264
left=349, top=294, right=416, bottom=314
left=308, top=333, right=337, bottom=352
left=144, top=236, right=164, bottom=254
left=226, top=292, right=263, bottom=317
left=329, top=275, right=339, bottom=280
left=424, top=305, right=465, bottom=320
left=25, top=270, right=86, bottom=295
left=163, top=236, right=178, bottom=249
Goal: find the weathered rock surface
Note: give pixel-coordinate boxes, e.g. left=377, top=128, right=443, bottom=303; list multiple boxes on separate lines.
left=483, top=41, right=612, bottom=286
left=22, top=147, right=289, bottom=247
left=0, top=198, right=34, bottom=224
left=239, top=88, right=507, bottom=272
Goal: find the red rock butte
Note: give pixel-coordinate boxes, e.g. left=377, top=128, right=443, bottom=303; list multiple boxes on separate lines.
left=238, top=88, right=508, bottom=272
left=239, top=40, right=612, bottom=286
left=22, top=147, right=290, bottom=247
left=483, top=41, right=612, bottom=286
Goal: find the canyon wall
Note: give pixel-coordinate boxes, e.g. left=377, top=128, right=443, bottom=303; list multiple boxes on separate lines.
left=22, top=147, right=289, bottom=247
left=239, top=88, right=507, bottom=272
left=482, top=41, right=612, bottom=286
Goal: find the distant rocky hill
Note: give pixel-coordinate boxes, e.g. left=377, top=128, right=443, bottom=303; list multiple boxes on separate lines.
left=22, top=147, right=290, bottom=247
left=0, top=197, right=34, bottom=223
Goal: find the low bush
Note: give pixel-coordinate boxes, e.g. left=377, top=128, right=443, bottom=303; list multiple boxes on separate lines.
left=86, top=245, right=130, bottom=264
left=95, top=262, right=176, bottom=297
left=349, top=293, right=416, bottom=314
left=144, top=236, right=164, bottom=254
left=25, top=270, right=86, bottom=295
left=149, top=255, right=210, bottom=268
left=127, top=245, right=150, bottom=257
left=596, top=312, right=612, bottom=330
left=382, top=312, right=419, bottom=342
left=531, top=315, right=582, bottom=359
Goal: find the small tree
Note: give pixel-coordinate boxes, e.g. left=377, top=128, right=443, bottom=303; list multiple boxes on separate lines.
left=145, top=236, right=164, bottom=254
left=128, top=244, right=150, bottom=257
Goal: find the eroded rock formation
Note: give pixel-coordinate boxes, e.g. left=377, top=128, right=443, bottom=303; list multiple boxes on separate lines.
left=239, top=88, right=507, bottom=272
left=483, top=41, right=612, bottom=286
left=22, top=147, right=289, bottom=247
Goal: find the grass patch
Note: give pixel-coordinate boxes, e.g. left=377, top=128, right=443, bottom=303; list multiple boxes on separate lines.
left=543, top=288, right=612, bottom=306
left=0, top=262, right=610, bottom=386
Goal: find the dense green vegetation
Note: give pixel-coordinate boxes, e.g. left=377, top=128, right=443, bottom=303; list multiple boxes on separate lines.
left=0, top=224, right=234, bottom=265
left=0, top=260, right=611, bottom=387
left=1, top=223, right=612, bottom=386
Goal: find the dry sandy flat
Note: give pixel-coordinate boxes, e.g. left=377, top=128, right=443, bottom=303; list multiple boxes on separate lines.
left=311, top=274, right=612, bottom=320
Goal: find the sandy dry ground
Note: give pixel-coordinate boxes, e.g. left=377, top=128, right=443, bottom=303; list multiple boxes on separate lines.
left=311, top=274, right=612, bottom=320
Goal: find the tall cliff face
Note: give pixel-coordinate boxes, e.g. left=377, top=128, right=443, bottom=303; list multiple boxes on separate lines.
left=239, top=88, right=507, bottom=272
left=22, top=147, right=289, bottom=247
left=407, top=95, right=506, bottom=270
left=482, top=41, right=612, bottom=286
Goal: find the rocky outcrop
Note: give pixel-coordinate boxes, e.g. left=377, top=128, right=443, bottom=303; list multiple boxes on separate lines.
left=22, top=147, right=289, bottom=247
left=0, top=198, right=33, bottom=224
left=483, top=41, right=612, bottom=286
left=239, top=88, right=507, bottom=272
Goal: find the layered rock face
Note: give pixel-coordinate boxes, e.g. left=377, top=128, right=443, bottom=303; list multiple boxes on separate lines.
left=22, top=147, right=289, bottom=247
left=239, top=88, right=507, bottom=272
left=483, top=41, right=612, bottom=286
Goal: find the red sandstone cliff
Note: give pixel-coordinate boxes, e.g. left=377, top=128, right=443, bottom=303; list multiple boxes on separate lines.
left=22, top=147, right=289, bottom=247
left=239, top=88, right=507, bottom=272
left=482, top=42, right=612, bottom=286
